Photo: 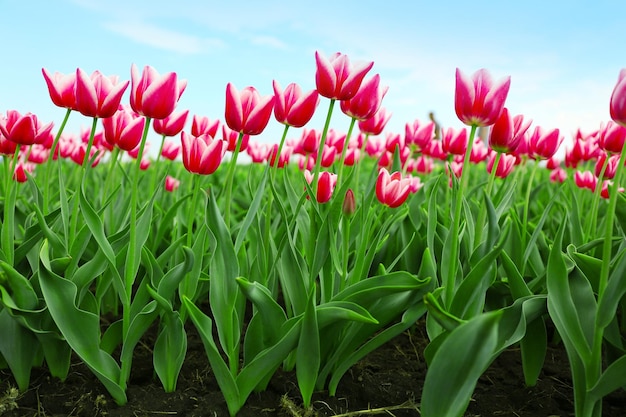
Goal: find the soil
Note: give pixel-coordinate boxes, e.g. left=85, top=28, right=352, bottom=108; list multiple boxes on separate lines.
left=1, top=319, right=625, bottom=417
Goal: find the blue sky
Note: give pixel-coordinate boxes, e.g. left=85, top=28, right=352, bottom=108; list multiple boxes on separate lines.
left=1, top=0, right=624, bottom=154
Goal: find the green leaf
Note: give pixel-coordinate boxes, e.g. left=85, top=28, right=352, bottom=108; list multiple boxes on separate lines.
left=588, top=353, right=626, bottom=401
left=296, top=287, right=320, bottom=408
left=597, top=247, right=626, bottom=328
left=546, top=218, right=592, bottom=363
left=38, top=240, right=126, bottom=405
left=153, top=312, right=187, bottom=392
left=520, top=317, right=547, bottom=386
left=421, top=310, right=502, bottom=417
left=0, top=309, right=39, bottom=391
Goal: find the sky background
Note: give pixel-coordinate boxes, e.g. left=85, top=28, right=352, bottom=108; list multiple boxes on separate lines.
left=0, top=0, right=625, bottom=157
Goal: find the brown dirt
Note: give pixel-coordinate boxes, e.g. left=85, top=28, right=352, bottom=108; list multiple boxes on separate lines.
left=1, top=320, right=625, bottom=417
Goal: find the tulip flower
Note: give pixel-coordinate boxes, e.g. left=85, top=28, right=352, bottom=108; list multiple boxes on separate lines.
left=224, top=83, right=274, bottom=136
left=267, top=144, right=292, bottom=168
left=455, top=68, right=511, bottom=127
left=342, top=189, right=356, bottom=216
left=0, top=133, right=18, bottom=155
left=488, top=108, right=531, bottom=154
left=340, top=74, right=388, bottom=121
left=160, top=140, right=180, bottom=161
left=487, top=151, right=516, bottom=179
left=574, top=170, right=597, bottom=192
left=0, top=110, right=54, bottom=146
left=294, top=128, right=320, bottom=155
left=12, top=162, right=33, bottom=183
left=153, top=109, right=189, bottom=137
left=221, top=124, right=250, bottom=152
left=74, top=68, right=129, bottom=119
left=272, top=80, right=319, bottom=127
left=528, top=126, right=563, bottom=160
left=42, top=68, right=77, bottom=110
left=164, top=175, right=180, bottom=192
left=610, top=69, right=626, bottom=127
left=102, top=107, right=146, bottom=152
left=405, top=119, right=435, bottom=150
left=181, top=132, right=226, bottom=175
left=375, top=168, right=412, bottom=208
left=441, top=127, right=468, bottom=156
left=598, top=120, right=626, bottom=154
left=304, top=170, right=337, bottom=203
left=314, top=51, right=374, bottom=100
left=191, top=115, right=220, bottom=137
left=550, top=166, right=567, bottom=183
left=129, top=64, right=187, bottom=120
left=359, top=107, right=392, bottom=136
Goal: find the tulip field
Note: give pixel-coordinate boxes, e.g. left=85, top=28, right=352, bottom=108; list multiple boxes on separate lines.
left=0, top=51, right=626, bottom=416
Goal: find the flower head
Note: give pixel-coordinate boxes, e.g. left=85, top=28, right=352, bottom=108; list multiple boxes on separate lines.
left=314, top=51, right=374, bottom=100
left=304, top=169, right=337, bottom=203
left=153, top=109, right=189, bottom=137
left=340, top=74, right=388, bottom=121
left=0, top=110, right=54, bottom=146
left=130, top=64, right=187, bottom=119
left=359, top=107, right=392, bottom=136
left=610, top=69, right=626, bottom=127
left=42, top=68, right=77, bottom=110
left=181, top=131, right=226, bottom=175
left=455, top=68, right=511, bottom=127
left=102, top=106, right=146, bottom=152
left=75, top=68, right=129, bottom=118
left=375, top=168, right=412, bottom=208
left=225, top=83, right=275, bottom=135
left=488, top=108, right=531, bottom=153
left=272, top=80, right=319, bottom=127
left=528, top=126, right=563, bottom=160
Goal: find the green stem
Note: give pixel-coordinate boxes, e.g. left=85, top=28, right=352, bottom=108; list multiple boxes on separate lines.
left=44, top=108, right=72, bottom=214
left=585, top=154, right=610, bottom=240
left=336, top=117, right=357, bottom=189
left=340, top=214, right=351, bottom=293
left=521, top=159, right=540, bottom=265
left=311, top=99, right=336, bottom=196
left=353, top=133, right=370, bottom=195
left=223, top=132, right=245, bottom=229
left=474, top=151, right=502, bottom=251
left=69, top=117, right=99, bottom=246
left=150, top=134, right=167, bottom=194
left=443, top=124, right=477, bottom=307
left=1, top=147, right=21, bottom=265
left=186, top=174, right=201, bottom=247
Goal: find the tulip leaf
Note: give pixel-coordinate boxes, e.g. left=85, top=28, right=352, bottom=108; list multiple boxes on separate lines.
left=296, top=286, right=319, bottom=408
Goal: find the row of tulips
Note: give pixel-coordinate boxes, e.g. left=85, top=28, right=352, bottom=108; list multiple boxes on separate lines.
left=0, top=51, right=625, bottom=417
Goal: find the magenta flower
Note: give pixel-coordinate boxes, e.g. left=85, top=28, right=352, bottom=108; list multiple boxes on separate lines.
left=340, top=74, right=388, bottom=121
left=487, top=151, right=517, bottom=178
left=0, top=110, right=54, bottom=146
left=359, top=107, right=392, bottom=136
left=528, top=126, right=563, bottom=160
left=74, top=69, right=129, bottom=118
left=130, top=64, right=187, bottom=120
left=488, top=108, right=531, bottom=154
left=102, top=106, right=146, bottom=152
left=441, top=127, right=468, bottom=156
left=165, top=175, right=180, bottom=192
left=376, top=168, right=412, bottom=208
left=405, top=119, right=435, bottom=150
left=191, top=115, right=220, bottom=137
left=181, top=131, right=226, bottom=175
left=304, top=169, right=337, bottom=203
left=225, top=83, right=275, bottom=135
left=153, top=109, right=189, bottom=137
left=598, top=120, right=626, bottom=154
left=42, top=68, right=77, bottom=110
left=314, top=51, right=374, bottom=100
left=574, top=170, right=597, bottom=192
left=272, top=80, right=319, bottom=127
left=161, top=140, right=180, bottom=161
left=610, top=69, right=626, bottom=127
left=455, top=68, right=511, bottom=127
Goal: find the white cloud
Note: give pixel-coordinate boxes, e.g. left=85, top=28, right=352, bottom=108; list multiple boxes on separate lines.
left=103, top=20, right=225, bottom=55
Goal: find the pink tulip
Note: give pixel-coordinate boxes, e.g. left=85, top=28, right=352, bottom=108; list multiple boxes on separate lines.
left=130, top=64, right=186, bottom=119
left=595, top=152, right=621, bottom=180
left=294, top=128, right=320, bottom=155
left=528, top=126, right=563, bottom=160
left=610, top=69, right=626, bottom=127
left=314, top=51, right=374, bottom=100
left=487, top=152, right=516, bottom=178
left=359, top=107, right=392, bottom=136
left=304, top=169, right=337, bottom=203
left=0, top=110, right=54, bottom=146
left=153, top=110, right=189, bottom=137
left=272, top=80, right=319, bottom=127
left=139, top=157, right=150, bottom=170
left=74, top=69, right=129, bottom=118
left=441, top=127, right=468, bottom=156
left=598, top=120, right=626, bottom=154
left=225, top=83, right=274, bottom=135
left=42, top=68, right=77, bottom=110
left=550, top=167, right=567, bottom=183
left=340, top=74, right=388, bottom=121
left=574, top=170, right=597, bottom=192
left=181, top=131, right=226, bottom=175
left=488, top=108, right=531, bottom=153
left=161, top=140, right=180, bottom=161
left=601, top=181, right=625, bottom=199
left=191, top=115, right=220, bottom=137
left=405, top=119, right=435, bottom=150
left=165, top=175, right=180, bottom=192
left=13, top=162, right=35, bottom=182
left=385, top=132, right=405, bottom=154
left=268, top=144, right=292, bottom=168
left=455, top=68, right=511, bottom=127
left=102, top=107, right=146, bottom=152
left=375, top=168, right=412, bottom=208
left=221, top=124, right=250, bottom=152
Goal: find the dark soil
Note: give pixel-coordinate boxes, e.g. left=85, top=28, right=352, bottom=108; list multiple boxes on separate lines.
left=1, top=320, right=625, bottom=417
